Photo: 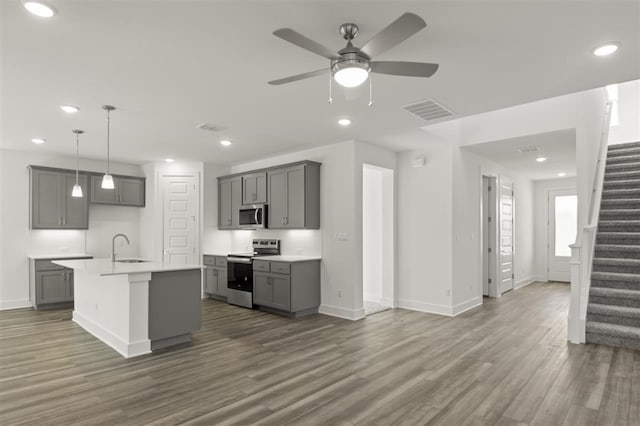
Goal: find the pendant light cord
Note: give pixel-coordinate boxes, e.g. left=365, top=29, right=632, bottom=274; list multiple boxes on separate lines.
left=75, top=132, right=80, bottom=184
left=106, top=109, right=111, bottom=174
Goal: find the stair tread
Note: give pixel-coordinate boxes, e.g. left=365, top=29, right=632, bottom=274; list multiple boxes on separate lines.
left=595, top=244, right=640, bottom=251
left=598, top=220, right=640, bottom=224
left=599, top=209, right=640, bottom=214
left=591, top=271, right=640, bottom=281
left=586, top=321, right=640, bottom=338
left=593, top=257, right=640, bottom=264
left=588, top=303, right=640, bottom=317
left=590, top=287, right=640, bottom=297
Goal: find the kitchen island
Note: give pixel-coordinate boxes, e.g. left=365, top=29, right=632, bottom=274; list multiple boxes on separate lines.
left=54, top=258, right=202, bottom=358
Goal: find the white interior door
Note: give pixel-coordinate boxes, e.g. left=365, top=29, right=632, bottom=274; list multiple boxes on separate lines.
left=547, top=189, right=577, bottom=282
left=162, top=175, right=199, bottom=265
left=499, top=178, right=514, bottom=294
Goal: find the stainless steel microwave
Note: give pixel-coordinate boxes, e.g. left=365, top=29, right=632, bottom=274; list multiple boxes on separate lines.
left=238, top=204, right=267, bottom=229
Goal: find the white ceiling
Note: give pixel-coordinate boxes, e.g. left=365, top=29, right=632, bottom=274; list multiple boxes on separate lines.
left=1, top=1, right=638, bottom=165
left=462, top=129, right=577, bottom=180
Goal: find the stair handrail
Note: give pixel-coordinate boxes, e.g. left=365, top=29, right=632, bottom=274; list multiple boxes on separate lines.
left=568, top=97, right=612, bottom=343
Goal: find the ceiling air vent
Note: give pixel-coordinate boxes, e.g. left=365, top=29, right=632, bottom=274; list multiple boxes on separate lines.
left=197, top=123, right=223, bottom=132
left=516, top=146, right=541, bottom=153
left=402, top=99, right=454, bottom=122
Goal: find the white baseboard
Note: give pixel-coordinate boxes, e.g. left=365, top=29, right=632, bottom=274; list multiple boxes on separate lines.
left=319, top=304, right=365, bottom=321
left=73, top=311, right=151, bottom=358
left=0, top=299, right=32, bottom=310
left=452, top=297, right=483, bottom=316
left=397, top=299, right=453, bottom=316
left=379, top=297, right=394, bottom=308
left=515, top=276, right=536, bottom=289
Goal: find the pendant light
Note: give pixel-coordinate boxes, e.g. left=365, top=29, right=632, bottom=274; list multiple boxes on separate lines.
left=71, top=129, right=84, bottom=197
left=101, top=105, right=115, bottom=189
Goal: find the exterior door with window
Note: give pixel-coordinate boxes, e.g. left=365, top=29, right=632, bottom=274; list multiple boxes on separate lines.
left=547, top=189, right=577, bottom=282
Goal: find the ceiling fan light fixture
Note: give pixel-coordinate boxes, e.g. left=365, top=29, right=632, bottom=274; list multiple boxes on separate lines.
left=332, top=60, right=370, bottom=88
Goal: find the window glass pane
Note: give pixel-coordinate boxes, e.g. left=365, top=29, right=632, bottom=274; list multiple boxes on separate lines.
left=555, top=195, right=577, bottom=257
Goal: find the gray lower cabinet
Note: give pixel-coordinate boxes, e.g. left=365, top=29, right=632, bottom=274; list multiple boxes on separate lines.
left=203, top=255, right=228, bottom=299
left=90, top=175, right=145, bottom=207
left=29, top=257, right=91, bottom=309
left=253, top=259, right=320, bottom=317
left=267, top=162, right=320, bottom=229
left=218, top=177, right=242, bottom=229
left=30, top=167, right=89, bottom=229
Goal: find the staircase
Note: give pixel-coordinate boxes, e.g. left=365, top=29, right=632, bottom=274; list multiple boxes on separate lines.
left=586, top=141, right=640, bottom=350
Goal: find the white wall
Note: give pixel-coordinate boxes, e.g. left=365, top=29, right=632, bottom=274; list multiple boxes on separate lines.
left=362, top=165, right=384, bottom=303
left=533, top=177, right=578, bottom=279
left=609, top=79, right=640, bottom=145
left=0, top=149, right=142, bottom=309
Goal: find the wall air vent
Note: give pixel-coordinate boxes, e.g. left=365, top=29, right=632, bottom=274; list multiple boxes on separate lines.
left=516, top=146, right=541, bottom=153
left=402, top=99, right=454, bottom=122
left=197, top=123, right=223, bottom=132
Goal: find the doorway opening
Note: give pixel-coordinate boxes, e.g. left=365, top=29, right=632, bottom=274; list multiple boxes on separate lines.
left=362, top=164, right=394, bottom=316
left=547, top=189, right=577, bottom=282
left=482, top=175, right=497, bottom=297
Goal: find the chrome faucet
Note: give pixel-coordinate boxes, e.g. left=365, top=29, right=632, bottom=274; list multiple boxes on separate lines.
left=111, top=233, right=130, bottom=262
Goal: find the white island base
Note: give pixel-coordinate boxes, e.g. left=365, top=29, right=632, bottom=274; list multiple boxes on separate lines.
left=55, top=259, right=202, bottom=358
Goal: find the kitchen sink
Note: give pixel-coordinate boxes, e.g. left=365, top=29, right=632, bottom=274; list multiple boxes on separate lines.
left=116, top=259, right=149, bottom=263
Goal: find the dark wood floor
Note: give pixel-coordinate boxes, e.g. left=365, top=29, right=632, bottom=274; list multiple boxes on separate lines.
left=1, top=282, right=638, bottom=425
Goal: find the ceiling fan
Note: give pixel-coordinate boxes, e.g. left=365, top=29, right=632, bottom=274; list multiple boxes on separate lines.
left=268, top=12, right=439, bottom=89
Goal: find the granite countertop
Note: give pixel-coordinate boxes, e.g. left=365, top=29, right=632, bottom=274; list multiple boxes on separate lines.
left=28, top=253, right=93, bottom=260
left=54, top=258, right=203, bottom=276
left=257, top=255, right=321, bottom=262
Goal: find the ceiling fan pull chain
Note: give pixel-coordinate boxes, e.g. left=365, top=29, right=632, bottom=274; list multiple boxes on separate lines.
left=328, top=69, right=333, bottom=104
left=369, top=74, right=373, bottom=107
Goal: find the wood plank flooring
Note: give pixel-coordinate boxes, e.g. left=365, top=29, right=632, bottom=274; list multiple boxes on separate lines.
left=1, top=282, right=638, bottom=425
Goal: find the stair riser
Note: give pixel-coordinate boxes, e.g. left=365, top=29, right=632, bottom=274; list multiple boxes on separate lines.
left=599, top=210, right=640, bottom=220
left=594, top=249, right=640, bottom=259
left=586, top=332, right=640, bottom=350
left=603, top=180, right=640, bottom=189
left=592, top=264, right=640, bottom=274
left=589, top=295, right=640, bottom=308
left=598, top=224, right=640, bottom=232
left=607, top=148, right=640, bottom=158
left=587, top=314, right=640, bottom=328
left=606, top=156, right=640, bottom=165
left=602, top=190, right=640, bottom=200
left=591, top=279, right=640, bottom=291
left=605, top=172, right=640, bottom=182
left=600, top=200, right=640, bottom=209
left=606, top=163, right=640, bottom=172
left=596, top=235, right=640, bottom=245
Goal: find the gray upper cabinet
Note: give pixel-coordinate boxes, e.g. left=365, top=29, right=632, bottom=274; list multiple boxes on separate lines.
left=30, top=167, right=89, bottom=230
left=90, top=175, right=145, bottom=207
left=218, top=177, right=242, bottom=229
left=242, top=172, right=267, bottom=205
left=268, top=162, right=320, bottom=229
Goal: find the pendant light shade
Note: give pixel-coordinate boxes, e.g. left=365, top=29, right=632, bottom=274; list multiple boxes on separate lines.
left=71, top=129, right=84, bottom=198
left=101, top=105, right=116, bottom=189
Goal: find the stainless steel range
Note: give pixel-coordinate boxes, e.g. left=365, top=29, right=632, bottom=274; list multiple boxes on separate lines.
left=227, top=239, right=280, bottom=309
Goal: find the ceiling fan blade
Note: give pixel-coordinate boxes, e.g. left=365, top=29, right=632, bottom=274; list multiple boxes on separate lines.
left=371, top=61, right=439, bottom=78
left=360, top=13, right=427, bottom=58
left=268, top=69, right=327, bottom=85
left=273, top=28, right=341, bottom=60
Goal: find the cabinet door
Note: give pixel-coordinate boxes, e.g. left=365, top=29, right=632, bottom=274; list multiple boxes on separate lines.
left=267, top=169, right=287, bottom=228
left=117, top=177, right=145, bottom=206
left=215, top=268, right=228, bottom=297
left=219, top=179, right=232, bottom=229
left=285, top=166, right=305, bottom=228
left=62, top=173, right=89, bottom=229
left=253, top=273, right=271, bottom=306
left=90, top=175, right=117, bottom=204
left=31, top=169, right=63, bottom=229
left=36, top=270, right=69, bottom=304
left=204, top=268, right=216, bottom=294
left=271, top=275, right=291, bottom=311
left=230, top=178, right=242, bottom=228
left=66, top=270, right=74, bottom=299
left=242, top=172, right=267, bottom=205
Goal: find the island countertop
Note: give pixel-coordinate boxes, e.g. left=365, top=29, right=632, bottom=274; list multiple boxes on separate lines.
left=257, top=255, right=321, bottom=262
left=54, top=258, right=203, bottom=276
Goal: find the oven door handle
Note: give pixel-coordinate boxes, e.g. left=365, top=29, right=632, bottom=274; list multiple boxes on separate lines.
left=227, top=257, right=253, bottom=264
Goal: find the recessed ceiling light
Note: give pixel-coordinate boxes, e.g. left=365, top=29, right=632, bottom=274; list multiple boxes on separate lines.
left=220, top=140, right=232, bottom=147
left=60, top=104, right=79, bottom=113
left=593, top=43, right=620, bottom=57
left=557, top=172, right=567, bottom=177
left=32, top=138, right=45, bottom=144
left=338, top=118, right=351, bottom=126
left=165, top=158, right=175, bottom=163
left=23, top=1, right=57, bottom=18
left=536, top=157, right=547, bottom=163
